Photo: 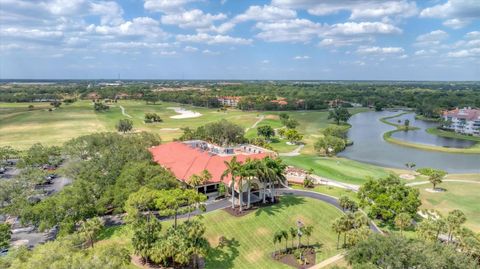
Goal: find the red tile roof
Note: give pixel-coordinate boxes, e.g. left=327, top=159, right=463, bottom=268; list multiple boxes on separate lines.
left=443, top=108, right=480, bottom=121
left=149, top=142, right=269, bottom=186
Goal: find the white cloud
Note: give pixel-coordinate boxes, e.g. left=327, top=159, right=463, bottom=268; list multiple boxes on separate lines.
left=293, top=55, right=310, bottom=60
left=184, top=46, right=198, bottom=52
left=176, top=33, right=252, bottom=45
left=319, top=36, right=373, bottom=47
left=202, top=49, right=220, bottom=55
left=101, top=41, right=171, bottom=49
left=415, top=30, right=448, bottom=47
left=272, top=0, right=417, bottom=20
left=261, top=59, right=270, bottom=64
left=90, top=1, right=124, bottom=25
left=420, top=0, right=480, bottom=28
left=212, top=5, right=297, bottom=34
left=1, top=27, right=63, bottom=39
left=255, top=19, right=324, bottom=43
left=92, top=17, right=167, bottom=39
left=143, top=0, right=198, bottom=12
left=161, top=9, right=227, bottom=30
left=327, top=22, right=402, bottom=35
left=447, top=48, right=480, bottom=58
left=414, top=49, right=438, bottom=56
left=357, top=46, right=404, bottom=55
left=443, top=18, right=470, bottom=29
left=466, top=31, right=480, bottom=40
left=234, top=5, right=296, bottom=22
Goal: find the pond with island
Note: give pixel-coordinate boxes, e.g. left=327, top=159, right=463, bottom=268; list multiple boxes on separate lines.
left=338, top=110, right=480, bottom=173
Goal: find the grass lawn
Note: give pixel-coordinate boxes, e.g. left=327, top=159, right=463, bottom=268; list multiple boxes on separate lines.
left=290, top=184, right=358, bottom=202
left=414, top=182, right=480, bottom=232
left=281, top=155, right=391, bottom=185
left=97, top=196, right=344, bottom=269
left=0, top=100, right=260, bottom=149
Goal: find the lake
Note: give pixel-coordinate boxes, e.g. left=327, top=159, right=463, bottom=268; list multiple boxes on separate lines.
left=388, top=113, right=476, bottom=148
left=339, top=111, right=480, bottom=173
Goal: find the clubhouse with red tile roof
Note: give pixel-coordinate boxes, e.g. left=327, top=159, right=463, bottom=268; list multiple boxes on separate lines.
left=149, top=140, right=276, bottom=194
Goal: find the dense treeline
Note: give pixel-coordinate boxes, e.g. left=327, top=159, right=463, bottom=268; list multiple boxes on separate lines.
left=1, top=81, right=479, bottom=114
left=0, top=133, right=179, bottom=234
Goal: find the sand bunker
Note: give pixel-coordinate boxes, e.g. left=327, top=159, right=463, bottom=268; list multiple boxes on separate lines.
left=168, top=107, right=202, bottom=119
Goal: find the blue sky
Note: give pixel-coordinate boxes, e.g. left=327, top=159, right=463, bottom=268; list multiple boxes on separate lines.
left=0, top=0, right=479, bottom=80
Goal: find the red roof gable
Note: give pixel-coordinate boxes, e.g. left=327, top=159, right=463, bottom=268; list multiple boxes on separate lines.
left=149, top=142, right=269, bottom=186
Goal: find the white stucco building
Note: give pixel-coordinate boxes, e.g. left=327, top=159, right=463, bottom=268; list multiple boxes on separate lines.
left=442, top=107, right=480, bottom=136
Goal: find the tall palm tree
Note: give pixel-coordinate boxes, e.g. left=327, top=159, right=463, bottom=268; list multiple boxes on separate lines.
left=331, top=218, right=343, bottom=249
left=280, top=230, right=289, bottom=253
left=303, top=226, right=313, bottom=246
left=254, top=159, right=275, bottom=203
left=241, top=159, right=257, bottom=209
left=221, top=157, right=241, bottom=209
left=289, top=227, right=297, bottom=249
left=273, top=231, right=283, bottom=255
left=264, top=157, right=287, bottom=203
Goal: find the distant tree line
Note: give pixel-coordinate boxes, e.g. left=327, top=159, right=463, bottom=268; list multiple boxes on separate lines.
left=1, top=82, right=479, bottom=115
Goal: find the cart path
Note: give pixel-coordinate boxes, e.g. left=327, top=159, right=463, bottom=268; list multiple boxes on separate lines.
left=245, top=115, right=265, bottom=132
left=119, top=105, right=132, bottom=118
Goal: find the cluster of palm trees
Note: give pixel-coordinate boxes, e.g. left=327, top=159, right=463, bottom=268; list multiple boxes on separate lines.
left=331, top=211, right=370, bottom=249
left=273, top=225, right=314, bottom=256
left=221, top=156, right=287, bottom=212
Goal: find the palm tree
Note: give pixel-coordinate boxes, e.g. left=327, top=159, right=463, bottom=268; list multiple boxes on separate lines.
left=273, top=231, right=283, bottom=256
left=241, top=159, right=257, bottom=209
left=256, top=159, right=275, bottom=203
left=79, top=217, right=104, bottom=248
left=221, top=157, right=241, bottom=209
left=303, top=226, right=313, bottom=246
left=280, top=230, right=289, bottom=253
left=188, top=174, right=205, bottom=189
left=264, top=157, right=287, bottom=203
left=331, top=218, right=343, bottom=249
left=289, top=227, right=297, bottom=249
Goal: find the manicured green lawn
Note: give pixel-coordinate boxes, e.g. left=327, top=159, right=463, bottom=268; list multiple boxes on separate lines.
left=281, top=155, right=390, bottom=185
left=290, top=184, right=358, bottom=202
left=97, top=196, right=344, bottom=269
left=414, top=182, right=480, bottom=232
left=0, top=100, right=261, bottom=149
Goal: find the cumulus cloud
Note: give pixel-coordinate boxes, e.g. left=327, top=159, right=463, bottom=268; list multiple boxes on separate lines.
left=327, top=22, right=402, bottom=35
left=184, top=46, right=198, bottom=52
left=420, top=0, right=480, bottom=28
left=293, top=55, right=310, bottom=60
left=357, top=46, right=405, bottom=55
left=415, top=30, right=448, bottom=47
left=143, top=0, right=198, bottom=12
left=161, top=9, right=227, bottom=30
left=255, top=19, right=324, bottom=42
left=176, top=33, right=252, bottom=45
left=272, top=0, right=417, bottom=20
left=447, top=48, right=480, bottom=58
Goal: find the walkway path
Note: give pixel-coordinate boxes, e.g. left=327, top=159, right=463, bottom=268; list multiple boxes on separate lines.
left=119, top=105, right=132, bottom=118
left=309, top=253, right=345, bottom=269
left=279, top=144, right=304, bottom=156
left=245, top=115, right=265, bottom=132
